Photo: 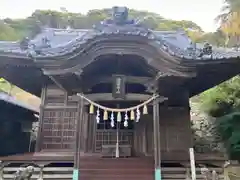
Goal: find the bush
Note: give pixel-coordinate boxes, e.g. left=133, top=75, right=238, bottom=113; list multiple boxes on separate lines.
left=215, top=112, right=240, bottom=161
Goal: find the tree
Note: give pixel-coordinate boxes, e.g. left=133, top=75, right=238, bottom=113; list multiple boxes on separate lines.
left=0, top=21, right=21, bottom=41
left=0, top=8, right=203, bottom=41
left=215, top=0, right=240, bottom=46
left=199, top=76, right=240, bottom=161
left=215, top=112, right=240, bottom=161
left=200, top=76, right=240, bottom=117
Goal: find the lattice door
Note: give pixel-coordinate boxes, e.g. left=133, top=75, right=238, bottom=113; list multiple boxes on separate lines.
left=42, top=108, right=77, bottom=150
left=94, top=112, right=134, bottom=153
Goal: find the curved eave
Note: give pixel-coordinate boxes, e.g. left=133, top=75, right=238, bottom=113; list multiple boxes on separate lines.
left=1, top=28, right=240, bottom=93
left=0, top=59, right=46, bottom=97
left=29, top=34, right=196, bottom=78
left=185, top=58, right=240, bottom=97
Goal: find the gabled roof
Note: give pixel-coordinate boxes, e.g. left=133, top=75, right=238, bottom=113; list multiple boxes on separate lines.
left=0, top=6, right=239, bottom=97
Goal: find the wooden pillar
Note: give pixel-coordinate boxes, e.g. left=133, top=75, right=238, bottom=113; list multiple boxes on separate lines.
left=73, top=97, right=84, bottom=180
left=35, top=86, right=46, bottom=152
left=153, top=97, right=161, bottom=180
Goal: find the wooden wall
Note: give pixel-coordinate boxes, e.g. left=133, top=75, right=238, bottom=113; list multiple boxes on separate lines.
left=159, top=107, right=192, bottom=152
left=38, top=85, right=192, bottom=158
left=38, top=86, right=77, bottom=151
left=133, top=106, right=192, bottom=156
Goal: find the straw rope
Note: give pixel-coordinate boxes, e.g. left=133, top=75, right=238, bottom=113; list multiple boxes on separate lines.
left=77, top=93, right=159, bottom=112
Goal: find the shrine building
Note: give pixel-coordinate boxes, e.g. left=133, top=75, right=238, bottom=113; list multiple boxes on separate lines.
left=0, top=6, right=239, bottom=180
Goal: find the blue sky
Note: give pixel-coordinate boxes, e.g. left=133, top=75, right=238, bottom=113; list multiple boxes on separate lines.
left=0, top=0, right=223, bottom=32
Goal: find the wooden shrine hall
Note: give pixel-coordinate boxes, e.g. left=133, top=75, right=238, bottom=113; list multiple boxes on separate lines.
left=0, top=6, right=240, bottom=180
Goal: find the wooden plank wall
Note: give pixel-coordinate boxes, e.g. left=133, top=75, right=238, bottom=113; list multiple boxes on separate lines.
left=160, top=106, right=192, bottom=153
left=134, top=106, right=192, bottom=156
left=39, top=85, right=78, bottom=151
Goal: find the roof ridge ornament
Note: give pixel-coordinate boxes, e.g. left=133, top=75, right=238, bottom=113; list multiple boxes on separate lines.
left=93, top=6, right=148, bottom=31
left=103, top=6, right=135, bottom=26
left=198, top=42, right=213, bottom=58
left=92, top=6, right=154, bottom=39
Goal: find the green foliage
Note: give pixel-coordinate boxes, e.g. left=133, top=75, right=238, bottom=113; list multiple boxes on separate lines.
left=0, top=21, right=22, bottom=41
left=1, top=8, right=227, bottom=46
left=0, top=8, right=203, bottom=41
left=200, top=76, right=240, bottom=161
left=0, top=78, right=13, bottom=94
left=216, top=0, right=240, bottom=46
left=196, top=30, right=226, bottom=46
left=200, top=76, right=240, bottom=117
left=215, top=112, right=240, bottom=160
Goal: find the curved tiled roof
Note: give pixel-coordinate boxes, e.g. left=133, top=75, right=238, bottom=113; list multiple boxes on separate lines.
left=0, top=6, right=239, bottom=98
left=0, top=6, right=240, bottom=62
left=0, top=26, right=240, bottom=61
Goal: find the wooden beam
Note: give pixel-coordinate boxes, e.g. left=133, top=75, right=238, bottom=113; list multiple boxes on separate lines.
left=42, top=66, right=83, bottom=76
left=145, top=71, right=174, bottom=93
left=48, top=75, right=66, bottom=92
left=73, top=93, right=157, bottom=102
left=44, top=105, right=78, bottom=110
left=82, top=76, right=152, bottom=89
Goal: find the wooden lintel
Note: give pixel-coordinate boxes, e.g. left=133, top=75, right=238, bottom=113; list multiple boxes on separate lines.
left=44, top=105, right=78, bottom=110
left=72, top=93, right=151, bottom=102
left=82, top=76, right=152, bottom=89
left=42, top=66, right=83, bottom=76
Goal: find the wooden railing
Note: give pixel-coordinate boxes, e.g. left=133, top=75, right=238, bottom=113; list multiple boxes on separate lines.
left=162, top=167, right=224, bottom=180
left=0, top=166, right=224, bottom=180
left=1, top=167, right=73, bottom=180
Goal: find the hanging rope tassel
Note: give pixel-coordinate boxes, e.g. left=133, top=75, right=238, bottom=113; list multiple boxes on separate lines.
left=117, top=112, right=122, bottom=122
left=143, top=105, right=148, bottom=115
left=110, top=112, right=115, bottom=127
left=136, top=108, right=141, bottom=122
left=130, top=110, right=135, bottom=120
left=89, top=104, right=94, bottom=114
left=96, top=108, right=100, bottom=124
left=103, top=110, right=108, bottom=120
left=124, top=112, right=128, bottom=127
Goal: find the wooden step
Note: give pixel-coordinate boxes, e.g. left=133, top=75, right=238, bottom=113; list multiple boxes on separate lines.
left=79, top=158, right=154, bottom=169
left=79, top=158, right=154, bottom=180
left=2, top=159, right=224, bottom=180
left=80, top=168, right=154, bottom=175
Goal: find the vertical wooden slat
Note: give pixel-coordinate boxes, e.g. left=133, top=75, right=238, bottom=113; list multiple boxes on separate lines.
left=73, top=97, right=84, bottom=180
left=61, top=92, right=68, bottom=149
left=74, top=98, right=83, bottom=168
left=78, top=103, right=84, bottom=152
left=153, top=97, right=161, bottom=180
left=143, top=125, right=147, bottom=155
left=79, top=111, right=86, bottom=151
left=92, top=111, right=97, bottom=153
left=83, top=114, right=89, bottom=153
left=87, top=115, right=92, bottom=152
left=35, top=86, right=47, bottom=152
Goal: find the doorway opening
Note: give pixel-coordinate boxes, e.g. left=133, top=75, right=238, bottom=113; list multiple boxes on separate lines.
left=95, top=101, right=136, bottom=157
